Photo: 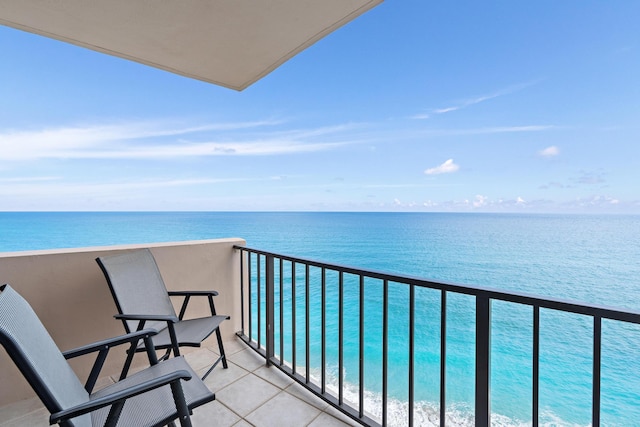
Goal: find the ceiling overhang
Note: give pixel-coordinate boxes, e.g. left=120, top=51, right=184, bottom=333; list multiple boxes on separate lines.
left=0, top=0, right=382, bottom=90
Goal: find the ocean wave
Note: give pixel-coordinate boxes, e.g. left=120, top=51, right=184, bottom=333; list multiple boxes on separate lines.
left=308, top=367, right=588, bottom=427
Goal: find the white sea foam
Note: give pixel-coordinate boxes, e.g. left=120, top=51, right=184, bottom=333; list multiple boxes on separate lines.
left=307, top=367, right=587, bottom=427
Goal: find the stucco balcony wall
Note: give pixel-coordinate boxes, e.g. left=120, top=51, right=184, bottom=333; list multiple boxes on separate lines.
left=0, top=238, right=245, bottom=406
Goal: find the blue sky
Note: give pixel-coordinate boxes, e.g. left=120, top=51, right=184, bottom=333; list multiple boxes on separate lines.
left=1, top=1, right=639, bottom=212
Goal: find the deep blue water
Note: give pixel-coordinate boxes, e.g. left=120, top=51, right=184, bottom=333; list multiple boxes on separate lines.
left=1, top=212, right=639, bottom=426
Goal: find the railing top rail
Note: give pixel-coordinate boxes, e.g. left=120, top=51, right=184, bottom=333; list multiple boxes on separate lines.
left=235, top=245, right=640, bottom=325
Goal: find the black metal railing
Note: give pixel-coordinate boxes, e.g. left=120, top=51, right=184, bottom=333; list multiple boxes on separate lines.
left=234, top=246, right=640, bottom=427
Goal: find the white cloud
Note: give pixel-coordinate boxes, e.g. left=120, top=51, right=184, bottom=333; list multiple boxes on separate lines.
left=473, top=195, right=488, bottom=208
left=0, top=176, right=60, bottom=183
left=429, top=80, right=540, bottom=115
left=459, top=125, right=555, bottom=134
left=576, top=171, right=606, bottom=185
left=539, top=146, right=559, bottom=157
left=539, top=181, right=565, bottom=190
left=424, top=159, right=459, bottom=175
left=572, top=195, right=620, bottom=207
left=0, top=120, right=361, bottom=161
left=414, top=126, right=556, bottom=138
left=543, top=195, right=640, bottom=213
left=0, top=178, right=239, bottom=198
left=415, top=193, right=638, bottom=213
left=434, top=106, right=459, bottom=114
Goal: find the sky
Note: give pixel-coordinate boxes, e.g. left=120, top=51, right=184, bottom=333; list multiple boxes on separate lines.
left=1, top=1, right=639, bottom=213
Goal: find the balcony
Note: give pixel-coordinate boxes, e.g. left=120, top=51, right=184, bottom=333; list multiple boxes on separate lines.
left=2, top=239, right=640, bottom=426
left=0, top=240, right=359, bottom=427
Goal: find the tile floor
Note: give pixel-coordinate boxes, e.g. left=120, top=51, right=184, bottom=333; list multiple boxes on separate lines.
left=0, top=337, right=363, bottom=427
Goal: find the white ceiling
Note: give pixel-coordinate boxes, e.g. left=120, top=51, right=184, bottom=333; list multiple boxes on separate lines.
left=0, top=0, right=382, bottom=90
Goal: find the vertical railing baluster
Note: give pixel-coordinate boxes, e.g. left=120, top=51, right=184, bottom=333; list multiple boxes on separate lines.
left=248, top=252, right=252, bottom=344
left=321, top=267, right=326, bottom=394
left=359, top=275, right=365, bottom=419
left=292, top=262, right=297, bottom=375
left=265, top=255, right=275, bottom=365
left=279, top=258, right=284, bottom=365
left=382, top=279, right=388, bottom=427
left=533, top=306, right=540, bottom=427
left=475, top=296, right=491, bottom=427
left=593, top=316, right=602, bottom=427
left=240, top=248, right=245, bottom=334
left=339, top=271, right=344, bottom=405
left=409, top=285, right=415, bottom=427
left=305, top=264, right=310, bottom=383
left=440, top=290, right=447, bottom=427
left=257, top=254, right=261, bottom=348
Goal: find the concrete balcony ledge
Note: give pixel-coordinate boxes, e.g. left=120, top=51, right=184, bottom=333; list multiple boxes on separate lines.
left=0, top=240, right=245, bottom=407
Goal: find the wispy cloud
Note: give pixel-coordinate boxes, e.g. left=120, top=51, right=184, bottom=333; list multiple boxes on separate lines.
left=575, top=170, right=607, bottom=185
left=433, top=106, right=461, bottom=114
left=0, top=177, right=246, bottom=198
left=563, top=195, right=621, bottom=210
left=462, top=125, right=554, bottom=134
left=539, top=146, right=560, bottom=157
left=0, top=176, right=60, bottom=183
left=410, top=194, right=635, bottom=213
left=425, top=159, right=459, bottom=175
left=362, top=183, right=460, bottom=189
left=473, top=194, right=488, bottom=208
left=419, top=125, right=556, bottom=137
left=0, top=120, right=360, bottom=161
left=415, top=195, right=534, bottom=212
left=0, top=176, right=259, bottom=210
left=539, top=181, right=566, bottom=190
left=412, top=80, right=540, bottom=119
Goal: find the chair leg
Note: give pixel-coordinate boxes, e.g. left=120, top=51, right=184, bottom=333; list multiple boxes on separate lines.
left=215, top=327, right=228, bottom=369
left=119, top=345, right=136, bottom=380
left=170, top=380, right=193, bottom=427
left=200, top=328, right=228, bottom=380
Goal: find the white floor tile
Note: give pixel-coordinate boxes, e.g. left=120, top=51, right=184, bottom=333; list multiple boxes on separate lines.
left=245, top=392, right=320, bottom=427
left=216, top=373, right=280, bottom=417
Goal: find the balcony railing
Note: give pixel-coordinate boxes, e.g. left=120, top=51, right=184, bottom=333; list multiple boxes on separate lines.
left=234, top=246, right=640, bottom=427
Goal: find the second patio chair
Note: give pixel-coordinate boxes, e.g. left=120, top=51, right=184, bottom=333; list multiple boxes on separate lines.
left=96, top=248, right=229, bottom=380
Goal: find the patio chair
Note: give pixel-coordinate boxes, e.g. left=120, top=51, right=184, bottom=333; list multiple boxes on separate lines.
left=0, top=283, right=215, bottom=427
left=96, top=249, right=228, bottom=380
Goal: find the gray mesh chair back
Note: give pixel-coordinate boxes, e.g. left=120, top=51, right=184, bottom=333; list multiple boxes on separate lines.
left=97, top=249, right=177, bottom=334
left=96, top=248, right=229, bottom=380
left=0, top=284, right=92, bottom=427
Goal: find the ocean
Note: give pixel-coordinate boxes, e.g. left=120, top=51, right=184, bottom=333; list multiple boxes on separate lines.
left=1, top=212, right=639, bottom=426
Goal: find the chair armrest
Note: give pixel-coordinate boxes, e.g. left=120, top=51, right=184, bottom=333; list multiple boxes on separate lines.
left=63, top=329, right=161, bottom=393
left=168, top=290, right=219, bottom=297
left=115, top=313, right=183, bottom=358
left=62, top=329, right=158, bottom=360
left=114, top=313, right=179, bottom=323
left=49, top=370, right=192, bottom=424
left=168, top=291, right=225, bottom=320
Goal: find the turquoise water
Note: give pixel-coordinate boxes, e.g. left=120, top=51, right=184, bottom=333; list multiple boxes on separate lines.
left=1, top=212, right=639, bottom=425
